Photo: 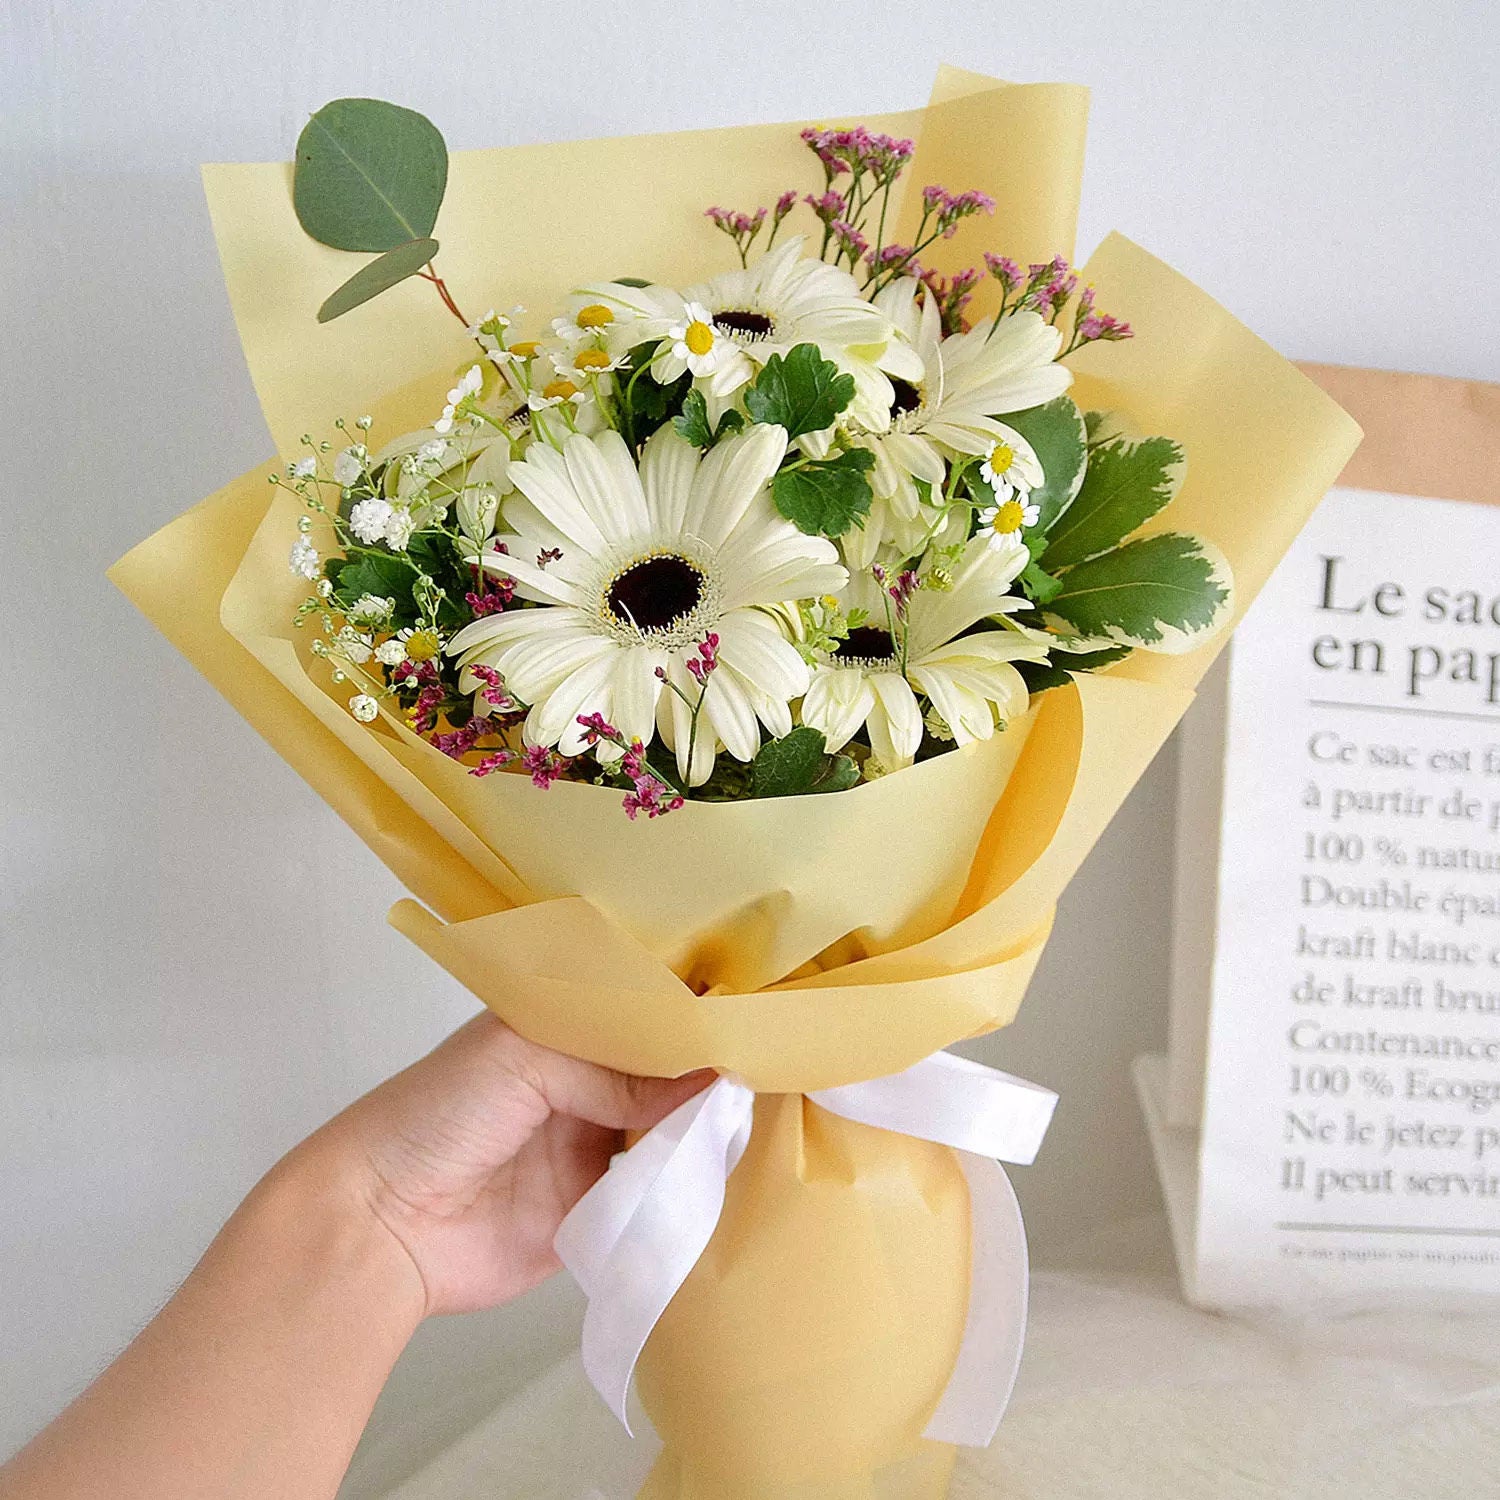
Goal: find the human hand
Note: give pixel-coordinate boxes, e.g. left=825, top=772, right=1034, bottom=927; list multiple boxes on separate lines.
left=295, top=1012, right=711, bottom=1317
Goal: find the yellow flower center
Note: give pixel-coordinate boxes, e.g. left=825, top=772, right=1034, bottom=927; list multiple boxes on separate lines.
left=988, top=441, right=1015, bottom=475
left=684, top=320, right=715, bottom=356
left=573, top=348, right=613, bottom=372
left=543, top=378, right=580, bottom=401
left=403, top=628, right=441, bottom=663
left=575, top=304, right=615, bottom=329
left=509, top=340, right=540, bottom=358
left=991, top=500, right=1027, bottom=535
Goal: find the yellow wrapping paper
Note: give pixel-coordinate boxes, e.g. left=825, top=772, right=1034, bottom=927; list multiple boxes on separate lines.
left=110, top=67, right=1361, bottom=1498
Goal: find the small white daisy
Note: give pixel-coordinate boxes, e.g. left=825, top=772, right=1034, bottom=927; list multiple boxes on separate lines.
left=978, top=425, right=1044, bottom=504
left=657, top=301, right=727, bottom=381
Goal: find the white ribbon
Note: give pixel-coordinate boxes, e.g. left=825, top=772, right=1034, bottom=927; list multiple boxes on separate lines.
left=554, top=1051, right=1057, bottom=1445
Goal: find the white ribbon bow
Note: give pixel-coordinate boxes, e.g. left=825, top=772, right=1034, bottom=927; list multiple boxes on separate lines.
left=554, top=1050, right=1057, bottom=1446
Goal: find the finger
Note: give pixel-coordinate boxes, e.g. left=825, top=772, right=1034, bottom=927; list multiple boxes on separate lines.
left=486, top=1025, right=716, bottom=1131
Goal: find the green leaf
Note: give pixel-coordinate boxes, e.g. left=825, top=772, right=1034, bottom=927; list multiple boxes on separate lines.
left=329, top=548, right=418, bottom=615
left=1042, top=434, right=1185, bottom=570
left=611, top=276, right=652, bottom=289
left=673, top=389, right=714, bottom=448
left=1020, top=559, right=1063, bottom=605
left=316, top=236, right=439, bottom=322
left=294, top=98, right=448, bottom=253
left=714, top=409, right=745, bottom=440
left=1048, top=532, right=1232, bottom=652
left=771, top=449, right=874, bottom=538
left=744, top=343, right=855, bottom=439
left=1002, top=396, right=1087, bottom=532
left=618, top=343, right=691, bottom=448
left=750, top=727, right=859, bottom=798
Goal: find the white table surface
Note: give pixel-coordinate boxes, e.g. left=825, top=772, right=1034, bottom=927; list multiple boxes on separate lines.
left=373, top=1216, right=1500, bottom=1500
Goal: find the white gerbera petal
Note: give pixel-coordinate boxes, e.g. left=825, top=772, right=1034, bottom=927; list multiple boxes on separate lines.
left=450, top=426, right=837, bottom=776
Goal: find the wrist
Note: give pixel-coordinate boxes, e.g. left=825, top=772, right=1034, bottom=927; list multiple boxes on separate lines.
left=249, top=1132, right=429, bottom=1337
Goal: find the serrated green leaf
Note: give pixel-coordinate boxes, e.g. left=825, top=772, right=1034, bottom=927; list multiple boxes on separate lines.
left=294, top=98, right=448, bottom=253
left=1048, top=532, right=1232, bottom=653
left=317, top=237, right=439, bottom=322
left=672, top=389, right=714, bottom=448
left=330, top=548, right=418, bottom=615
left=1002, top=396, right=1087, bottom=532
left=672, top=391, right=744, bottom=450
left=1042, top=434, right=1185, bottom=570
left=771, top=449, right=874, bottom=538
left=744, top=343, right=855, bottom=439
left=1020, top=559, right=1063, bottom=605
left=750, top=727, right=858, bottom=798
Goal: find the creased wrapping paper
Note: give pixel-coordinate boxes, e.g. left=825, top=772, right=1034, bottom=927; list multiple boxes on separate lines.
left=110, top=65, right=1361, bottom=1497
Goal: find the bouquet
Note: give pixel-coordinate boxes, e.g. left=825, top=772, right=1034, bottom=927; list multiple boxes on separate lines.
left=113, top=67, right=1360, bottom=1499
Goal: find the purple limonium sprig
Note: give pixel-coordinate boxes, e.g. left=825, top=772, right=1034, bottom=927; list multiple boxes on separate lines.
left=575, top=714, right=686, bottom=819
left=707, top=194, right=798, bottom=268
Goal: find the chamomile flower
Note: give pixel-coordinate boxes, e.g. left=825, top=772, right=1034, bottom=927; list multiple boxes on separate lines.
left=550, top=346, right=629, bottom=384
left=656, top=302, right=729, bottom=381
left=449, top=424, right=846, bottom=785
left=978, top=426, right=1043, bottom=504
left=801, top=537, right=1044, bottom=769
left=977, top=494, right=1040, bottom=560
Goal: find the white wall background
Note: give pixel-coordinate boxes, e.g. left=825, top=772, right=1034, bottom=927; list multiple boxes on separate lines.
left=4, top=0, right=1498, bottom=1490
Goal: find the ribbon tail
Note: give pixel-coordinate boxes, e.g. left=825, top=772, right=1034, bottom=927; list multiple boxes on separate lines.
left=922, top=1153, right=1029, bottom=1446
left=553, top=1076, right=754, bottom=1434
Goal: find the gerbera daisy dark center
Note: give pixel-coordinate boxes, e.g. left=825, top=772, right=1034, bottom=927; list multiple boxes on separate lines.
left=888, top=377, right=923, bottom=416
left=713, top=309, right=775, bottom=341
left=608, top=554, right=705, bottom=631
left=835, top=626, right=898, bottom=663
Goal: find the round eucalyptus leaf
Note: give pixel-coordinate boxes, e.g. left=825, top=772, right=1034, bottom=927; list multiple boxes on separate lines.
left=294, top=98, right=448, bottom=253
left=317, top=237, right=440, bottom=323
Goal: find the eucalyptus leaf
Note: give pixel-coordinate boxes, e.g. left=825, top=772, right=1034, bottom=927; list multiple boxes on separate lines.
left=1002, top=396, right=1087, bottom=532
left=1048, top=532, right=1232, bottom=653
left=1042, top=434, right=1185, bottom=570
left=317, top=237, right=439, bottom=322
left=294, top=98, right=448, bottom=253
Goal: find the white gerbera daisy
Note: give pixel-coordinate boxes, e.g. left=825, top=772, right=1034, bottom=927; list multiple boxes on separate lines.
left=572, top=239, right=917, bottom=421
left=801, top=538, right=1045, bottom=770
left=839, top=280, right=1070, bottom=568
left=448, top=425, right=847, bottom=785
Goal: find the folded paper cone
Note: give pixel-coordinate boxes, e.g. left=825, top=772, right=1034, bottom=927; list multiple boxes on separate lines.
left=110, top=65, right=1361, bottom=1497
